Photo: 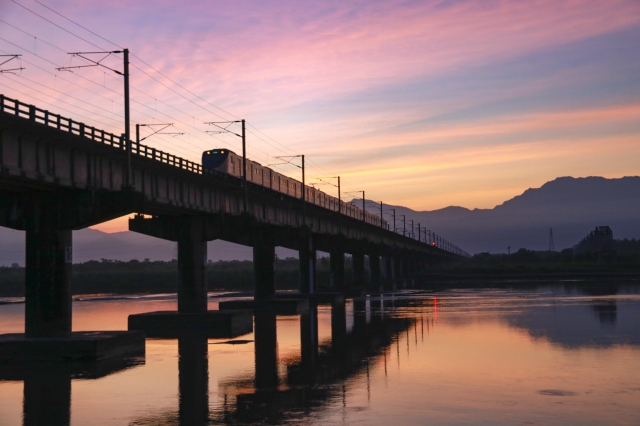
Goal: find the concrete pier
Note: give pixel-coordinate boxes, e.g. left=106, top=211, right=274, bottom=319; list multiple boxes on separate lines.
left=254, top=311, right=279, bottom=388
left=219, top=298, right=309, bottom=315
left=0, top=197, right=146, bottom=362
left=254, top=228, right=276, bottom=301
left=177, top=231, right=208, bottom=313
left=178, top=335, right=210, bottom=425
left=0, top=331, right=145, bottom=362
left=369, top=254, right=382, bottom=294
left=352, top=251, right=365, bottom=287
left=300, top=303, right=319, bottom=382
left=128, top=310, right=253, bottom=338
left=0, top=354, right=143, bottom=426
left=330, top=250, right=345, bottom=290
left=24, top=204, right=72, bottom=338
left=299, top=233, right=316, bottom=294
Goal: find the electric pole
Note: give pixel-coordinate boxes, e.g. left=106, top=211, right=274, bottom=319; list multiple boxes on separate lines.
left=57, top=49, right=131, bottom=187
left=204, top=120, right=247, bottom=211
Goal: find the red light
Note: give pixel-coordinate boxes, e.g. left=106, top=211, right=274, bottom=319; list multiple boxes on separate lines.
left=434, top=297, right=438, bottom=322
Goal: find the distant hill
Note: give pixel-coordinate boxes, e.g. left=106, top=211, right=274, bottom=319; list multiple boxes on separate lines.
left=0, top=227, right=298, bottom=266
left=363, top=176, right=640, bottom=254
left=1, top=176, right=638, bottom=264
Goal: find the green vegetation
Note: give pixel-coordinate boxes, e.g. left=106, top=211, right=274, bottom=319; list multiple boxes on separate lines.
left=2, top=240, right=639, bottom=297
left=0, top=256, right=350, bottom=297
left=420, top=239, right=640, bottom=283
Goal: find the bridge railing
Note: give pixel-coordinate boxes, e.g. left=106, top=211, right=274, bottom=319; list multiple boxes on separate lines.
left=0, top=94, right=204, bottom=175
left=1, top=94, right=471, bottom=258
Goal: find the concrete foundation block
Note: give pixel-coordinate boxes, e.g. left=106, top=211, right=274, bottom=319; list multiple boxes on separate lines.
left=0, top=331, right=145, bottom=362
left=276, top=292, right=345, bottom=305
left=219, top=299, right=309, bottom=315
left=344, top=288, right=367, bottom=298
left=128, top=310, right=253, bottom=338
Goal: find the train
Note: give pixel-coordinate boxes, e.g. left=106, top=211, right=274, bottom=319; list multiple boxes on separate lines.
left=202, top=148, right=388, bottom=228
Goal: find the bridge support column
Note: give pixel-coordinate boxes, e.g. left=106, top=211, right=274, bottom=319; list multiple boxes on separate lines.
left=387, top=256, right=395, bottom=281
left=393, top=256, right=402, bottom=289
left=254, top=229, right=276, bottom=301
left=0, top=195, right=145, bottom=363
left=368, top=254, right=381, bottom=294
left=178, top=336, right=209, bottom=424
left=300, top=302, right=319, bottom=382
left=177, top=236, right=208, bottom=314
left=254, top=312, right=279, bottom=388
left=299, top=234, right=316, bottom=294
left=352, top=252, right=365, bottom=287
left=381, top=255, right=389, bottom=280
left=329, top=250, right=345, bottom=290
left=331, top=299, right=346, bottom=351
left=25, top=224, right=72, bottom=338
left=22, top=365, right=71, bottom=426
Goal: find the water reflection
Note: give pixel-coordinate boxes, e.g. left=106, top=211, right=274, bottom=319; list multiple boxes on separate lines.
left=500, top=284, right=640, bottom=348
left=2, top=284, right=640, bottom=425
left=214, top=300, right=413, bottom=424
left=178, top=335, right=209, bottom=425
left=254, top=312, right=279, bottom=389
left=0, top=357, right=142, bottom=426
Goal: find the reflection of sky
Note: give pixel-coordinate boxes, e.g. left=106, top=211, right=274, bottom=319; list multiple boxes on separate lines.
left=503, top=297, right=640, bottom=348
left=0, top=1, right=639, bottom=233
left=1, top=287, right=640, bottom=424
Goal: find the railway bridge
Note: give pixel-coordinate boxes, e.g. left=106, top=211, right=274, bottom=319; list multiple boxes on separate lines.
left=0, top=95, right=466, bottom=359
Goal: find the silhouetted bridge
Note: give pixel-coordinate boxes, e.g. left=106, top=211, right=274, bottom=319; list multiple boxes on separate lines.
left=0, top=95, right=467, bottom=341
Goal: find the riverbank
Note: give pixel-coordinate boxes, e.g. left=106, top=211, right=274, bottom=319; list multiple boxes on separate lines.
left=0, top=258, right=345, bottom=297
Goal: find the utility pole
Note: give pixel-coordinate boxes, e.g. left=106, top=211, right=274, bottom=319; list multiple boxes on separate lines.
left=380, top=201, right=383, bottom=228
left=204, top=120, right=246, bottom=211
left=337, top=176, right=341, bottom=215
left=418, top=224, right=421, bottom=242
left=390, top=208, right=396, bottom=235
left=242, top=119, right=247, bottom=213
left=362, top=191, right=365, bottom=222
left=57, top=49, right=131, bottom=187
left=123, top=49, right=131, bottom=187
left=274, top=154, right=306, bottom=224
left=302, top=154, right=306, bottom=225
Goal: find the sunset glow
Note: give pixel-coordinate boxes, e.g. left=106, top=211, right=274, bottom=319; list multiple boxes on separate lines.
left=0, top=0, right=638, bottom=232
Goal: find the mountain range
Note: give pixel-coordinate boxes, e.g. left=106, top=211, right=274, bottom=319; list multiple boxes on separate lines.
left=370, top=176, right=640, bottom=254
left=0, top=176, right=638, bottom=265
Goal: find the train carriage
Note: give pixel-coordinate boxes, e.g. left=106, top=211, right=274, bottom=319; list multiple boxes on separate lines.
left=202, top=148, right=387, bottom=229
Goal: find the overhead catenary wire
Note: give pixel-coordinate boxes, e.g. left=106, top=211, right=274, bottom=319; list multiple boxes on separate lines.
left=2, top=3, right=439, bottom=234
left=2, top=4, right=323, bottom=176
left=11, top=0, right=296, bottom=159
left=0, top=4, right=471, bottom=256
left=0, top=34, right=257, bottom=161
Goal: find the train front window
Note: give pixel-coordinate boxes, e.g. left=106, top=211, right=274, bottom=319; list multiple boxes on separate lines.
left=202, top=149, right=230, bottom=170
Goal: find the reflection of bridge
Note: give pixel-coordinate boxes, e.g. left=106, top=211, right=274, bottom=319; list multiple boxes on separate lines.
left=0, top=355, right=143, bottom=425
left=0, top=95, right=465, bottom=359
left=128, top=298, right=415, bottom=425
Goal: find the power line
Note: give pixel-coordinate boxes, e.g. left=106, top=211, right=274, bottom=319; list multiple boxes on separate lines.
left=2, top=4, right=307, bottom=171
left=2, top=1, right=386, bottom=207
left=32, top=0, right=123, bottom=49
left=4, top=2, right=278, bottom=164
left=10, top=0, right=108, bottom=52
left=0, top=80, right=119, bottom=129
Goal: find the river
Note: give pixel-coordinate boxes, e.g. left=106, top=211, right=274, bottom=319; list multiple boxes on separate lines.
left=1, top=283, right=639, bottom=425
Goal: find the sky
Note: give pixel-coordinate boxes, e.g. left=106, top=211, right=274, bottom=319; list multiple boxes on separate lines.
left=1, top=0, right=639, bottom=233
